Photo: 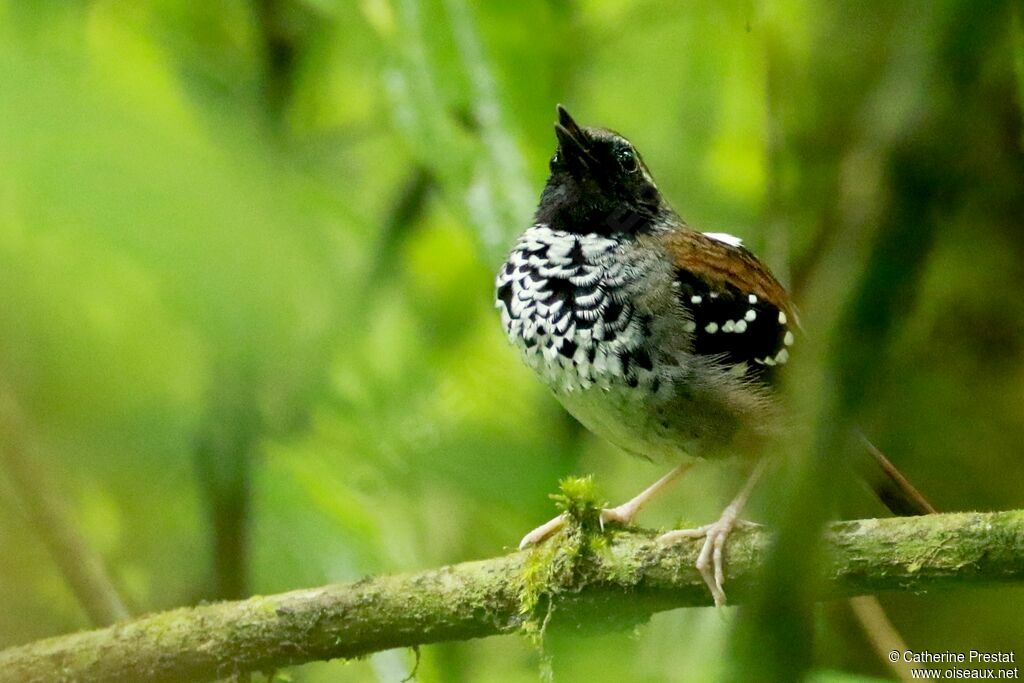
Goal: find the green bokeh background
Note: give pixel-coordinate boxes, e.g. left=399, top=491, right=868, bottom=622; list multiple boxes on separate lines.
left=1, top=1, right=1022, bottom=681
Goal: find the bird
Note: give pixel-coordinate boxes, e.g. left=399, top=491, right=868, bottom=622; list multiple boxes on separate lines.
left=494, top=105, right=799, bottom=606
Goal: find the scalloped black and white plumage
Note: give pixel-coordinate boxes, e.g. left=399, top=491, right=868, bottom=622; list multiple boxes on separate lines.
left=496, top=222, right=797, bottom=460
left=495, top=106, right=800, bottom=606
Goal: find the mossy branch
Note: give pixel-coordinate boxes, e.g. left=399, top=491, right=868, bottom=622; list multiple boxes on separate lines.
left=2, top=510, right=1023, bottom=683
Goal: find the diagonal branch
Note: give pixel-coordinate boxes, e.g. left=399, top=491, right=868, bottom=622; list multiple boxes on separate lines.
left=1, top=510, right=1023, bottom=683
left=0, top=389, right=129, bottom=627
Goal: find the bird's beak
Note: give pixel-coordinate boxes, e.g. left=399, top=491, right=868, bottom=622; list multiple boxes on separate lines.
left=554, top=104, right=594, bottom=176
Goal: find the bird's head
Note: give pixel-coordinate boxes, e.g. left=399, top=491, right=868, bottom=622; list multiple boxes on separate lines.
left=536, top=105, right=668, bottom=236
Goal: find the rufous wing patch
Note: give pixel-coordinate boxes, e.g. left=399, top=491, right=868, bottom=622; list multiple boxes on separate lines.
left=656, top=230, right=799, bottom=325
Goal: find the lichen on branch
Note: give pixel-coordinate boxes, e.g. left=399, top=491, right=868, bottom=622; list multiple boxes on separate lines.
left=1, top=510, right=1023, bottom=683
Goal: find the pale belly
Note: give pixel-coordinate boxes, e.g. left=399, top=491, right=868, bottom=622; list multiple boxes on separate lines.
left=553, top=382, right=702, bottom=461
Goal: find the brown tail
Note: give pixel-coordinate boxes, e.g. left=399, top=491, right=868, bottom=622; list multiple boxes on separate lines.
left=855, top=431, right=937, bottom=517
left=850, top=432, right=937, bottom=682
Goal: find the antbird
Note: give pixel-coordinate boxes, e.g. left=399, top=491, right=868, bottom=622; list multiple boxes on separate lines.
left=496, top=106, right=799, bottom=605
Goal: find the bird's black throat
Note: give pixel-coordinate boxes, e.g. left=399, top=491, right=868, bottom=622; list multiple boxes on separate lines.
left=535, top=176, right=662, bottom=237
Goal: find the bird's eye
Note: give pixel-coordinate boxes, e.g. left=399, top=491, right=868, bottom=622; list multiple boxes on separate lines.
left=616, top=146, right=638, bottom=173
left=549, top=150, right=562, bottom=171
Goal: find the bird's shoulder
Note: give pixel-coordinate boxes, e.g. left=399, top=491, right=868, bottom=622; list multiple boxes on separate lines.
left=644, top=228, right=798, bottom=373
left=655, top=229, right=795, bottom=318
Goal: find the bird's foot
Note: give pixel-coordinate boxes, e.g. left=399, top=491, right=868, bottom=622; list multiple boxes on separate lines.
left=658, top=515, right=760, bottom=607
left=518, top=513, right=568, bottom=550
left=520, top=465, right=692, bottom=550
left=598, top=500, right=640, bottom=530
left=518, top=502, right=643, bottom=550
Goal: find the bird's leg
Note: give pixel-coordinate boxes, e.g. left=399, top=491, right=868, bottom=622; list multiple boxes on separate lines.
left=658, top=459, right=768, bottom=607
left=519, top=462, right=693, bottom=550
left=598, top=462, right=694, bottom=529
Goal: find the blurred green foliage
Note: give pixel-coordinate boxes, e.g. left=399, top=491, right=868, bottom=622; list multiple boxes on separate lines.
left=1, top=1, right=1022, bottom=681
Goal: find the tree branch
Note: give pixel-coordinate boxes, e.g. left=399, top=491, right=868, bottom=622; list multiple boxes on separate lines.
left=0, top=388, right=129, bottom=627
left=2, top=510, right=1022, bottom=683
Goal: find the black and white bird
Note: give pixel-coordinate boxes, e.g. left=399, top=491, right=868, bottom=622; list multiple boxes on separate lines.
left=495, top=106, right=798, bottom=606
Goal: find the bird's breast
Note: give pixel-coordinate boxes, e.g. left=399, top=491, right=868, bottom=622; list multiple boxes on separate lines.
left=495, top=224, right=665, bottom=396
left=495, top=224, right=778, bottom=461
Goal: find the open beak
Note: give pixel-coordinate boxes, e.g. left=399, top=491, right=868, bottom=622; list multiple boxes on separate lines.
left=554, top=104, right=594, bottom=176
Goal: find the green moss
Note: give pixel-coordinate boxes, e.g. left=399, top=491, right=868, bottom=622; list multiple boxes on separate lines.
left=518, top=535, right=574, bottom=683
left=518, top=528, right=577, bottom=618
left=601, top=541, right=646, bottom=586
left=517, top=475, right=610, bottom=667
left=550, top=475, right=604, bottom=529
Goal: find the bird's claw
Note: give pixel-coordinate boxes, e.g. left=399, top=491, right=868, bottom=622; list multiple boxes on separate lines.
left=658, top=518, right=758, bottom=607
left=597, top=504, right=633, bottom=532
